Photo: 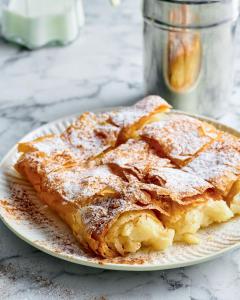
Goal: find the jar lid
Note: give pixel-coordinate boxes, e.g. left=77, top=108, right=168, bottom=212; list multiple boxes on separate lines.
left=143, top=0, right=239, bottom=28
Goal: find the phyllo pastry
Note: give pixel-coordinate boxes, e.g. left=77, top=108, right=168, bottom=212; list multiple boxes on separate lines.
left=16, top=153, right=123, bottom=203
left=15, top=151, right=174, bottom=258
left=141, top=114, right=219, bottom=167
left=18, top=96, right=170, bottom=164
left=102, top=139, right=233, bottom=244
left=107, top=95, right=171, bottom=144
left=18, top=111, right=120, bottom=165
left=62, top=112, right=119, bottom=155
left=102, top=139, right=173, bottom=180
left=183, top=133, right=240, bottom=215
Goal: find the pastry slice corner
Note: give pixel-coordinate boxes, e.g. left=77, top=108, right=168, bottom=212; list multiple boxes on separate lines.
left=107, top=95, right=171, bottom=144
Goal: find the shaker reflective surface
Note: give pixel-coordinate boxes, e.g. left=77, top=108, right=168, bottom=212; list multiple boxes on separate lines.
left=143, top=0, right=239, bottom=116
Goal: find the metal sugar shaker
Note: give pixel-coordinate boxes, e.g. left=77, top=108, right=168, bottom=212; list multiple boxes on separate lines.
left=143, top=0, right=239, bottom=117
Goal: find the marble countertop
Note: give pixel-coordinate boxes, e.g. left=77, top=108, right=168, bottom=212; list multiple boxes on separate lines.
left=0, top=1, right=240, bottom=299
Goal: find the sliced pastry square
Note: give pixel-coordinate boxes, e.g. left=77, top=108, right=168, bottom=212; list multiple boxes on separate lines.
left=62, top=111, right=120, bottom=156
left=102, top=139, right=173, bottom=180
left=183, top=132, right=240, bottom=214
left=16, top=153, right=123, bottom=206
left=102, top=139, right=216, bottom=204
left=141, top=114, right=219, bottom=167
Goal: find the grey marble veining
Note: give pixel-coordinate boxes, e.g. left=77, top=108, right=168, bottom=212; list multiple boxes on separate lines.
left=0, top=1, right=240, bottom=299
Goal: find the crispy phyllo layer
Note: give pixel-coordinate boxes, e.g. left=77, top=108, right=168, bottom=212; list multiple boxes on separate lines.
left=108, top=95, right=171, bottom=144
left=18, top=135, right=69, bottom=155
left=102, top=139, right=173, bottom=180
left=62, top=112, right=119, bottom=153
left=141, top=114, right=219, bottom=167
left=184, top=133, right=240, bottom=197
left=18, top=96, right=170, bottom=164
left=102, top=140, right=214, bottom=205
left=78, top=197, right=174, bottom=257
left=18, top=112, right=120, bottom=165
left=16, top=153, right=122, bottom=205
left=147, top=168, right=215, bottom=205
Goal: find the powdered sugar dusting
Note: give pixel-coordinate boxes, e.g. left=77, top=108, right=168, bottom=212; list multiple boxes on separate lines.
left=80, top=197, right=135, bottom=236
left=102, top=139, right=173, bottom=180
left=63, top=112, right=119, bottom=155
left=108, top=96, right=170, bottom=128
left=21, top=136, right=71, bottom=156
left=148, top=168, right=212, bottom=203
left=45, top=165, right=124, bottom=202
left=102, top=139, right=213, bottom=204
left=20, top=111, right=120, bottom=168
left=184, top=133, right=240, bottom=194
left=141, top=114, right=218, bottom=166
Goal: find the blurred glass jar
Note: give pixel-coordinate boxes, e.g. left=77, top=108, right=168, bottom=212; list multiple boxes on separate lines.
left=1, top=0, right=85, bottom=49
left=143, top=0, right=239, bottom=117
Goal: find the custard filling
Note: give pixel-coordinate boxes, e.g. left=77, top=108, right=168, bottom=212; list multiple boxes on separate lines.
left=162, top=199, right=233, bottom=244
left=105, top=211, right=174, bottom=255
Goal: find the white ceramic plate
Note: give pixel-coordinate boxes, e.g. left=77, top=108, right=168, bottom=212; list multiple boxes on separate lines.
left=1, top=108, right=240, bottom=271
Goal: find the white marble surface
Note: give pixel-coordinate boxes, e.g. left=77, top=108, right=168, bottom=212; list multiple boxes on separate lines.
left=0, top=1, right=240, bottom=299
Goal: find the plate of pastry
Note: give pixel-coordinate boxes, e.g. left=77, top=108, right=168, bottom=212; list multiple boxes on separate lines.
left=0, top=96, right=240, bottom=271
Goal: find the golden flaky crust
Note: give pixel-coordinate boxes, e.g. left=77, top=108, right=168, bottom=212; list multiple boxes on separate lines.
left=141, top=114, right=219, bottom=167
left=18, top=112, right=120, bottom=166
left=102, top=139, right=173, bottom=180
left=18, top=96, right=170, bottom=164
left=147, top=168, right=216, bottom=205
left=184, top=133, right=240, bottom=196
left=107, top=95, right=171, bottom=144
left=102, top=139, right=215, bottom=205
left=62, top=112, right=119, bottom=154
left=16, top=149, right=168, bottom=210
left=14, top=96, right=240, bottom=258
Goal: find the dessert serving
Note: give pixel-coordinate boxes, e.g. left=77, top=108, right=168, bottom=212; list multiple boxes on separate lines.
left=14, top=96, right=240, bottom=259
